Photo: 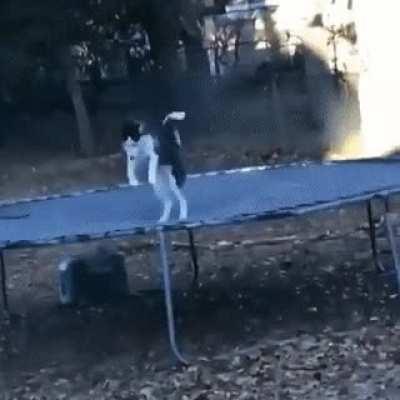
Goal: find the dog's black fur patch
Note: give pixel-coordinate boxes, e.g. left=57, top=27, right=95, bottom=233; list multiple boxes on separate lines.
left=157, top=120, right=186, bottom=188
left=121, top=119, right=141, bottom=143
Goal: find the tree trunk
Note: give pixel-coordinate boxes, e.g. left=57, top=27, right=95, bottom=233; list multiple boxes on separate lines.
left=64, top=51, right=95, bottom=157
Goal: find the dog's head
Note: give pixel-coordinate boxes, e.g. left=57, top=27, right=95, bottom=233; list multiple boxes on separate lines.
left=121, top=120, right=142, bottom=158
left=121, top=119, right=143, bottom=143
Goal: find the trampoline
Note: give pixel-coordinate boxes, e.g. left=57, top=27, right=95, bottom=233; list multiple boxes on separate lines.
left=1, top=158, right=400, bottom=363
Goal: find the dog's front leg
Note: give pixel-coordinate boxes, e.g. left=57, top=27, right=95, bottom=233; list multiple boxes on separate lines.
left=127, top=155, right=139, bottom=186
left=148, top=153, right=159, bottom=185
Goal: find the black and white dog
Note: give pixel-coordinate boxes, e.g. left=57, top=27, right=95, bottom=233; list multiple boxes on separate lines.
left=121, top=112, right=188, bottom=223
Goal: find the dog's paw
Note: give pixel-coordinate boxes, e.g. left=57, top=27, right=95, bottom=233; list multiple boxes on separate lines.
left=178, top=215, right=188, bottom=223
left=158, top=213, right=170, bottom=224
left=148, top=170, right=157, bottom=185
left=129, top=180, right=139, bottom=187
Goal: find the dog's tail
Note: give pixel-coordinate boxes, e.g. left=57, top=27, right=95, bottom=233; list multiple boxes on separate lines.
left=163, top=111, right=186, bottom=125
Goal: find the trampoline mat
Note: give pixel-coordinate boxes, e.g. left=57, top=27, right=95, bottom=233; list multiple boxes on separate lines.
left=1, top=159, right=400, bottom=249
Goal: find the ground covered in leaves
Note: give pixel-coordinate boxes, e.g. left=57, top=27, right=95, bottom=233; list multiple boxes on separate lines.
left=1, top=196, right=400, bottom=399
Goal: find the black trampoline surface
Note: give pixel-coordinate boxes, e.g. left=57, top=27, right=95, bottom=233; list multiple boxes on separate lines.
left=1, top=159, right=400, bottom=249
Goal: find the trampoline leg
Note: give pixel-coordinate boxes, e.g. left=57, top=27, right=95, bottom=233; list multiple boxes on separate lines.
left=158, top=229, right=189, bottom=365
left=0, top=251, right=8, bottom=312
left=384, top=197, right=390, bottom=214
left=187, top=229, right=199, bottom=289
left=367, top=200, right=385, bottom=273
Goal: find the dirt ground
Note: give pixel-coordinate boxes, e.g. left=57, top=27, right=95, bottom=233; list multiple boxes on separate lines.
left=1, top=136, right=400, bottom=400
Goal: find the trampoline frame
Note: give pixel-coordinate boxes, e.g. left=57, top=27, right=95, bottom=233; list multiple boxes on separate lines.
left=1, top=159, right=400, bottom=364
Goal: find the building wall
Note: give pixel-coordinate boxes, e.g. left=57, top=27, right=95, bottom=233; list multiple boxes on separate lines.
left=354, top=0, right=400, bottom=156
left=320, top=0, right=354, bottom=28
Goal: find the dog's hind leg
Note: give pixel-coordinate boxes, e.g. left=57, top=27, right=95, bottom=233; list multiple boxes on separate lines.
left=159, top=199, right=173, bottom=224
left=154, top=166, right=174, bottom=223
left=176, top=189, right=188, bottom=221
left=168, top=172, right=188, bottom=221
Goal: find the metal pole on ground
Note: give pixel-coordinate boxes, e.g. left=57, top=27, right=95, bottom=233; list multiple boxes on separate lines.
left=158, top=228, right=188, bottom=365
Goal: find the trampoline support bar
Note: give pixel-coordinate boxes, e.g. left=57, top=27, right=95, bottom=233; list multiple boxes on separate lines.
left=366, top=197, right=390, bottom=274
left=187, top=229, right=200, bottom=289
left=0, top=250, right=8, bottom=312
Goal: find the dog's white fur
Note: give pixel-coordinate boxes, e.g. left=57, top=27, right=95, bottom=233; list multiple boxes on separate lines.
left=122, top=113, right=188, bottom=223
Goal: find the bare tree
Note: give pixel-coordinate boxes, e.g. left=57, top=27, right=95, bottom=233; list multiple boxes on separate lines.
left=62, top=47, right=96, bottom=157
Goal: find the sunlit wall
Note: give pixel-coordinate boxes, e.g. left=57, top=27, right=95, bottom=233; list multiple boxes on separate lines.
left=355, top=0, right=400, bottom=157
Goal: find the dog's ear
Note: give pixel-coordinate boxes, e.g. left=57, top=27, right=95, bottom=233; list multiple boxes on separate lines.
left=121, top=131, right=130, bottom=142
